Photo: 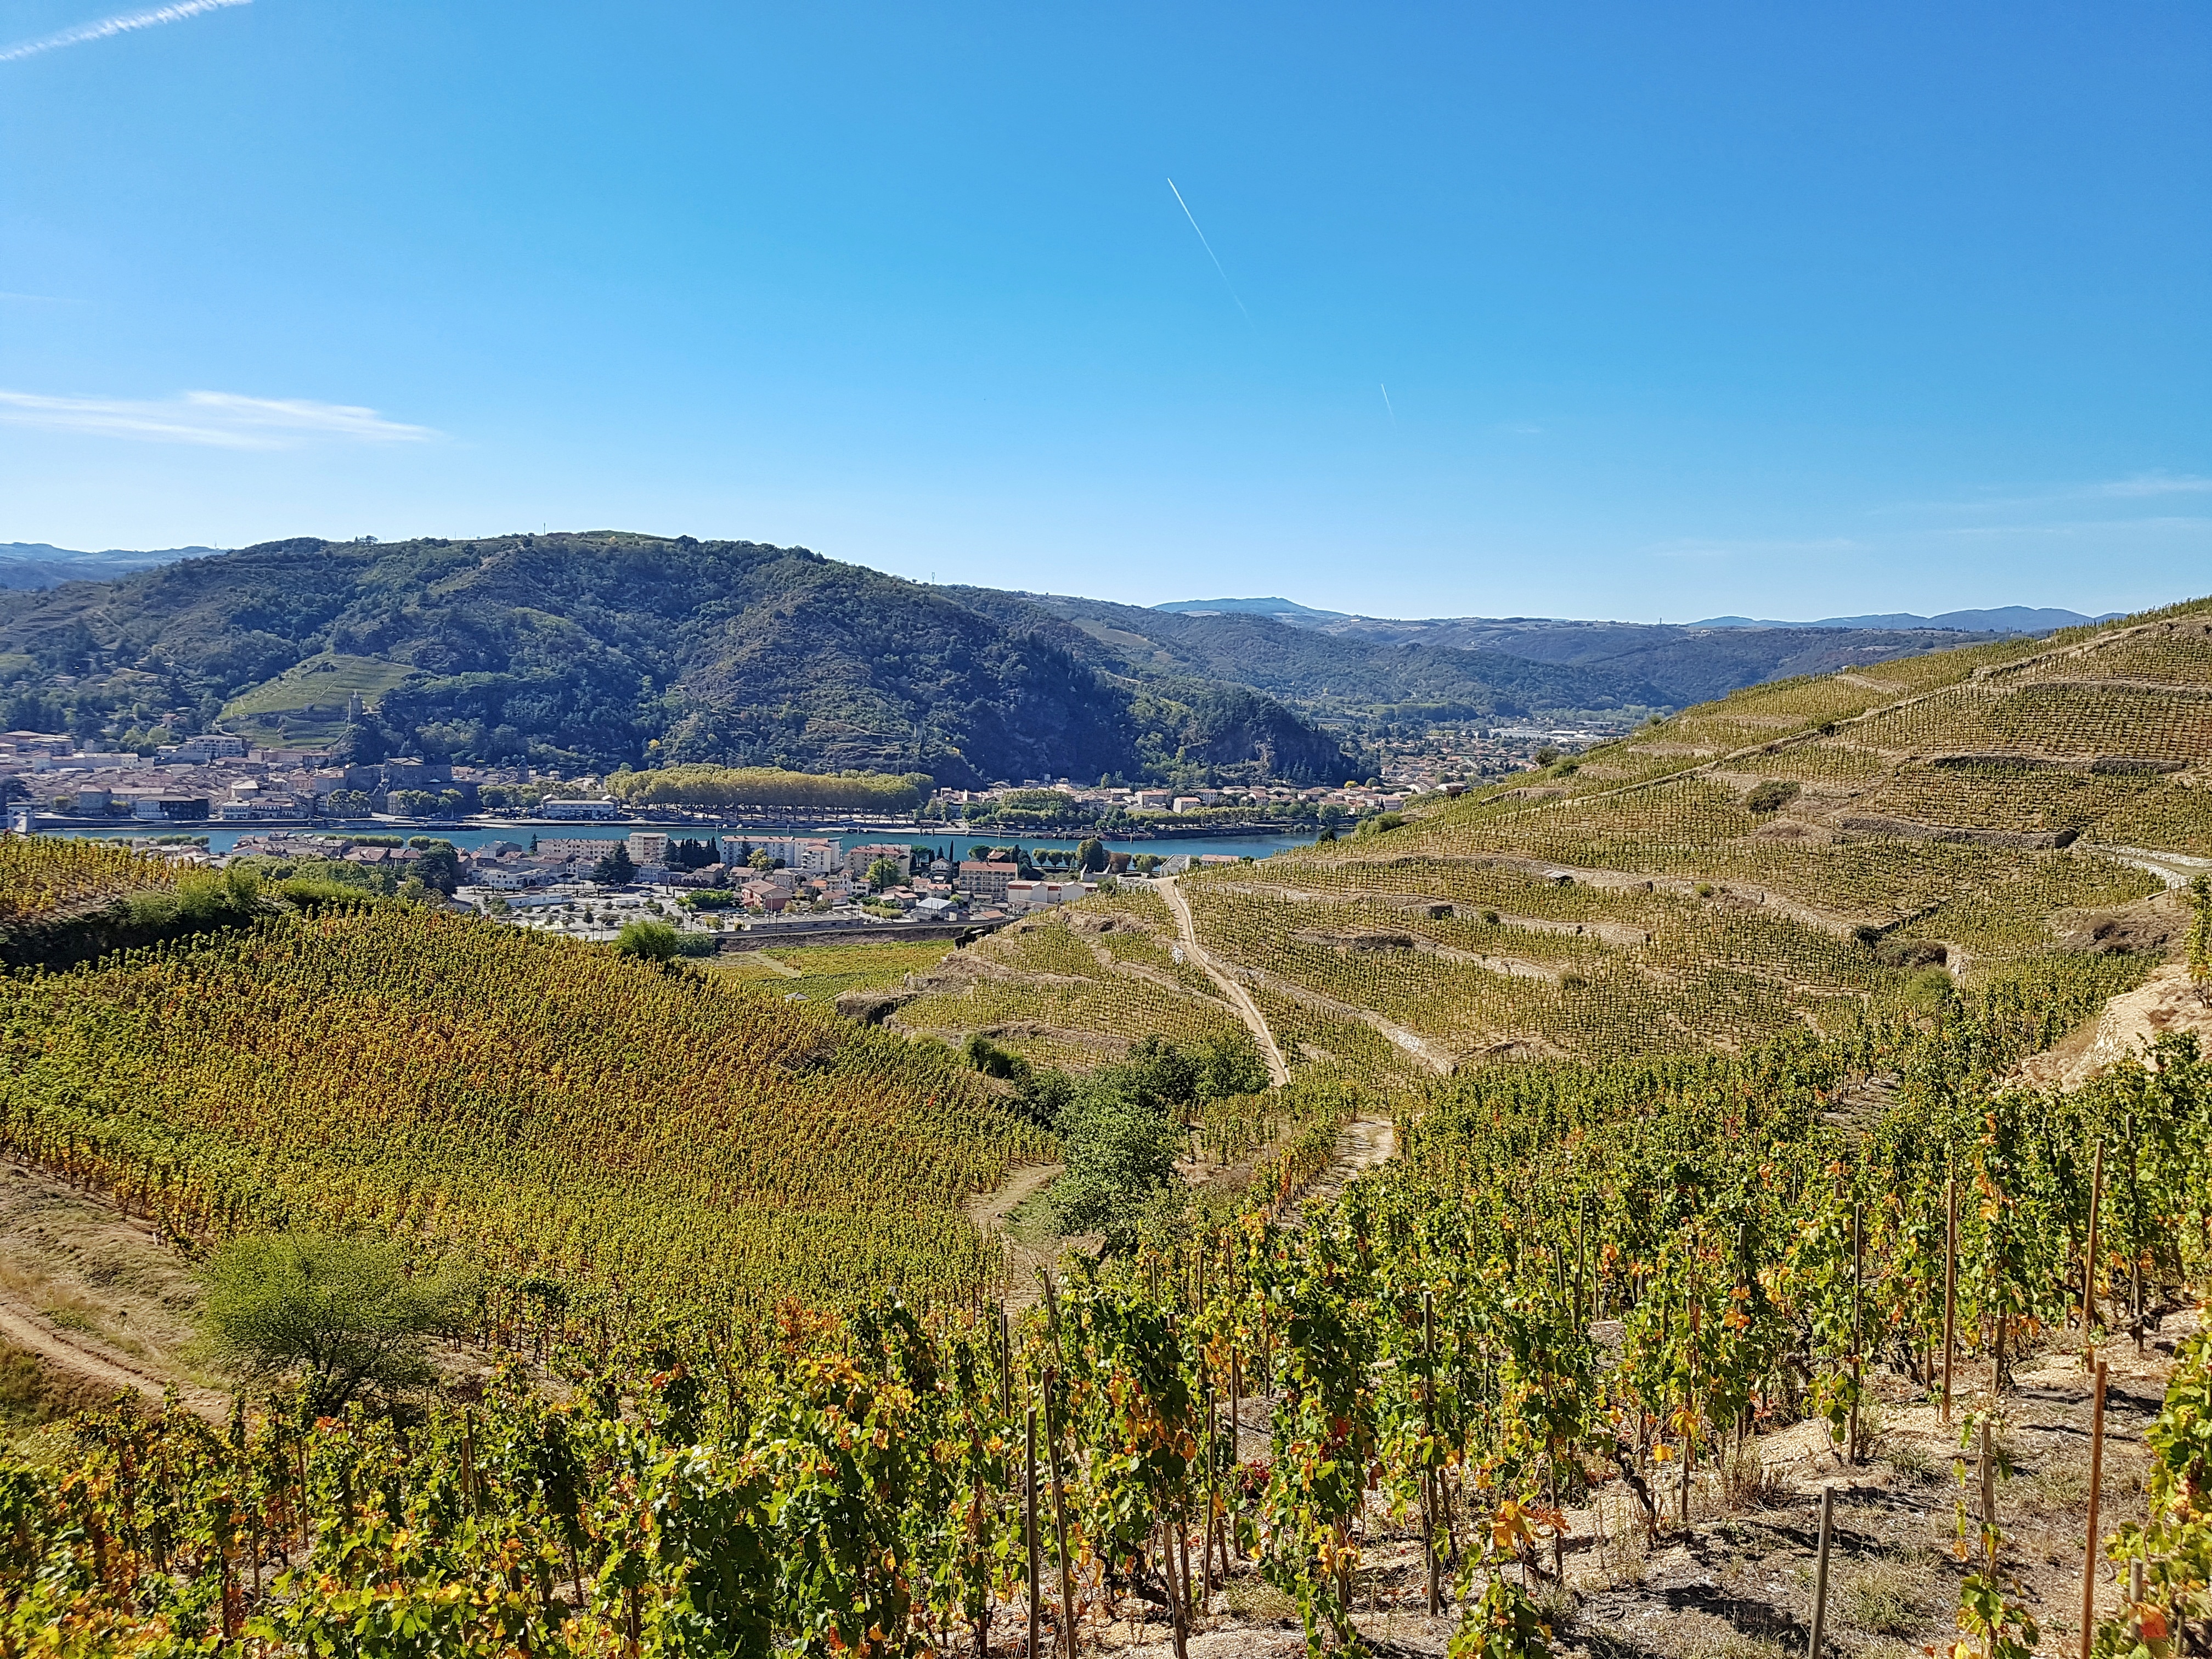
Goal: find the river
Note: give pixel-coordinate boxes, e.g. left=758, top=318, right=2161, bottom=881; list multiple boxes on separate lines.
left=47, top=822, right=1325, bottom=862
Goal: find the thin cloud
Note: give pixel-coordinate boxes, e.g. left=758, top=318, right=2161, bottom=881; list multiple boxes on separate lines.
left=0, top=389, right=437, bottom=449
left=1877, top=473, right=2212, bottom=517
left=1, top=0, right=247, bottom=65
left=1942, top=515, right=2212, bottom=538
left=2095, top=473, right=2212, bottom=499
left=1167, top=178, right=1252, bottom=327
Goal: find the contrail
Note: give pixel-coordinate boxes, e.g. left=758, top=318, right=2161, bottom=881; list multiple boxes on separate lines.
left=1167, top=178, right=1252, bottom=326
left=1, top=0, right=249, bottom=65
left=1380, top=383, right=1396, bottom=425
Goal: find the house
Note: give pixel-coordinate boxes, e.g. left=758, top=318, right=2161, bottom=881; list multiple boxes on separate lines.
left=844, top=843, right=912, bottom=881
left=124, top=793, right=210, bottom=822
left=1171, top=797, right=1203, bottom=813
left=541, top=799, right=620, bottom=820
left=1006, top=879, right=1088, bottom=910
left=956, top=861, right=1012, bottom=902
left=626, top=832, right=670, bottom=866
left=535, top=838, right=620, bottom=863
left=163, top=735, right=248, bottom=764
left=740, top=881, right=789, bottom=913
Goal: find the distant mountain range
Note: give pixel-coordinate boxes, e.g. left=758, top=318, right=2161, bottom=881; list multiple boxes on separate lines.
left=0, top=535, right=1362, bottom=787
left=1158, top=596, right=2117, bottom=634
left=0, top=545, right=2151, bottom=780
left=0, top=542, right=224, bottom=590
left=1695, top=606, right=2122, bottom=631
left=1141, top=599, right=2057, bottom=707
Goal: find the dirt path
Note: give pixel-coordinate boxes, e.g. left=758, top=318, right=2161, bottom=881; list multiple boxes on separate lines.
left=2089, top=840, right=2212, bottom=891
left=2012, top=962, right=2212, bottom=1090
left=1158, top=878, right=1291, bottom=1085
left=0, top=1293, right=226, bottom=1420
left=1235, top=958, right=1459, bottom=1077
left=963, top=1161, right=1060, bottom=1233
left=963, top=1161, right=1068, bottom=1311
left=1296, top=1116, right=1398, bottom=1209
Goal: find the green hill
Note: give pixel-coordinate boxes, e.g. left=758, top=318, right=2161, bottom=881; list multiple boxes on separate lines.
left=0, top=532, right=1359, bottom=786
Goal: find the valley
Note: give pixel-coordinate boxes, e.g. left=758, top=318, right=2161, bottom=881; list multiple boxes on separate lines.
left=3, top=583, right=2211, bottom=1659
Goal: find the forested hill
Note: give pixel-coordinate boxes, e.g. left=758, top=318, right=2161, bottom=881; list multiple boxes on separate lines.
left=947, top=588, right=1673, bottom=720
left=0, top=533, right=1358, bottom=786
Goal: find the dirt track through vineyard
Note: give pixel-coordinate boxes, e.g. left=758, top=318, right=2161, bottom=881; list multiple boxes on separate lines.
left=1158, top=876, right=1292, bottom=1086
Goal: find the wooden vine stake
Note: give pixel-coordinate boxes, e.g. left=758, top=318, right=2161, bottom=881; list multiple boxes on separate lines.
left=1026, top=1407, right=1041, bottom=1659
left=2083, top=1140, right=2105, bottom=1369
left=1807, top=1485, right=1835, bottom=1659
left=2079, top=1359, right=2107, bottom=1659
left=1423, top=1290, right=1441, bottom=1617
left=1850, top=1203, right=1864, bottom=1465
left=1044, top=1369, right=1075, bottom=1659
left=1942, top=1178, right=1958, bottom=1426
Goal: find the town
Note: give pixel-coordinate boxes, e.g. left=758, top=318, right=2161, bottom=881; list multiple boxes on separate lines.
left=0, top=725, right=1595, bottom=834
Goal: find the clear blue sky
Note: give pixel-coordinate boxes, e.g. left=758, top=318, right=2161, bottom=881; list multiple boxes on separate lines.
left=1, top=2, right=2205, bottom=622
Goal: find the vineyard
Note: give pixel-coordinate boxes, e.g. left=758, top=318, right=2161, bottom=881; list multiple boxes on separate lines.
left=0, top=907, right=1051, bottom=1321
left=0, top=836, right=178, bottom=926
left=11, top=603, right=2212, bottom=1655
left=924, top=600, right=2212, bottom=1074
left=713, top=938, right=956, bottom=1002
left=891, top=885, right=1254, bottom=1069
left=5, top=948, right=2209, bottom=1657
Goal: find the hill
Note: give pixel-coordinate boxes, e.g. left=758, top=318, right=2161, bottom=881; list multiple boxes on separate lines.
left=0, top=905, right=1047, bottom=1317
left=1143, top=599, right=2038, bottom=707
left=0, top=541, right=220, bottom=589
left=0, top=532, right=1359, bottom=787
left=891, top=596, right=2212, bottom=1076
left=956, top=589, right=1672, bottom=722
left=1698, top=603, right=2117, bottom=630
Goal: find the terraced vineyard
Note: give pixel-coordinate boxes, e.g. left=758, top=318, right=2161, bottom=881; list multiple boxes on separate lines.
left=0, top=907, right=1050, bottom=1318
left=891, top=882, right=1255, bottom=1068
left=712, top=936, right=955, bottom=1001
left=936, top=599, right=2212, bottom=1075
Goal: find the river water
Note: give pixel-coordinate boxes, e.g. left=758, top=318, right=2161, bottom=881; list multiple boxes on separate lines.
left=49, top=822, right=1324, bottom=862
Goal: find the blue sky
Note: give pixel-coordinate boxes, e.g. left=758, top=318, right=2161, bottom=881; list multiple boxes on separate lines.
left=1, top=2, right=2205, bottom=622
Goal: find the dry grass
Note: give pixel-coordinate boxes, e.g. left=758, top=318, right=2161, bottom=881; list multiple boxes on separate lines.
left=1842, top=1559, right=1933, bottom=1637
left=1222, top=1576, right=1297, bottom=1623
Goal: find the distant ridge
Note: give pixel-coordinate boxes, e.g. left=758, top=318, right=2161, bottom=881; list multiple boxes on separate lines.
left=1153, top=596, right=1353, bottom=622
left=1161, top=597, right=2120, bottom=635
left=0, top=541, right=223, bottom=590
left=1695, top=606, right=2122, bottom=633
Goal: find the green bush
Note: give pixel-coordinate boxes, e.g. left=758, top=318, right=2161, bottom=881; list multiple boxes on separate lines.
left=204, top=1233, right=481, bottom=1417
left=1746, top=778, right=1800, bottom=814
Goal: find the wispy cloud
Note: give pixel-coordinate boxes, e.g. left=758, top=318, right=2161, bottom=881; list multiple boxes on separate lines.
left=1942, top=515, right=2212, bottom=539
left=1878, top=472, right=2212, bottom=517
left=0, top=389, right=436, bottom=449
left=2093, top=473, right=2212, bottom=499
left=1, top=0, right=246, bottom=65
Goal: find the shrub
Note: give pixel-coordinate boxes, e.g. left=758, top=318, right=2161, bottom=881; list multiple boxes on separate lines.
left=204, top=1233, right=480, bottom=1416
left=1746, top=779, right=1800, bottom=814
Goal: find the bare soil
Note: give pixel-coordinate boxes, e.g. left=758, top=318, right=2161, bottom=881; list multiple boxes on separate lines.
left=0, top=1164, right=228, bottom=1417
left=983, top=1315, right=2181, bottom=1659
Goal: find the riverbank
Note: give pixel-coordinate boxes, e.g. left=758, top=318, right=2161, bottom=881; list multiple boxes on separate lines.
left=35, top=821, right=1327, bottom=862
